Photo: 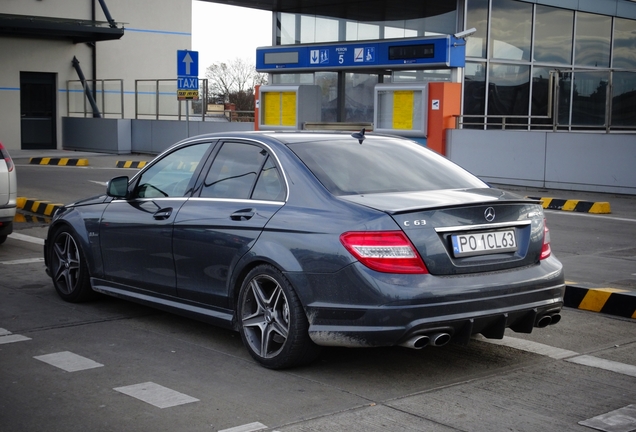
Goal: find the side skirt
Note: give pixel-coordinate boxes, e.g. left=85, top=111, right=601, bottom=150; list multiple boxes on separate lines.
left=91, top=278, right=235, bottom=329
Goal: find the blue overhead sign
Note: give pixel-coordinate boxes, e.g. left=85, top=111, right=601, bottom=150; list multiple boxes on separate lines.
left=256, top=36, right=465, bottom=73
left=177, top=50, right=199, bottom=77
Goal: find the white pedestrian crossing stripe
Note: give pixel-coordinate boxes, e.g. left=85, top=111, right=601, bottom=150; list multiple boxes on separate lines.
left=113, top=382, right=199, bottom=408
left=34, top=351, right=104, bottom=372
left=0, top=328, right=31, bottom=344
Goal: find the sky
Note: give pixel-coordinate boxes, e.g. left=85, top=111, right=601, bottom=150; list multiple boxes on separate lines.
left=191, top=1, right=272, bottom=73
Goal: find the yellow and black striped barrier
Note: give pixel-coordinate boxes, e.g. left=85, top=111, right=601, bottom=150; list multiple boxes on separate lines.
left=528, top=196, right=611, bottom=214
left=17, top=197, right=63, bottom=217
left=116, top=161, right=147, bottom=169
left=29, top=157, right=89, bottom=166
left=564, top=283, right=636, bottom=319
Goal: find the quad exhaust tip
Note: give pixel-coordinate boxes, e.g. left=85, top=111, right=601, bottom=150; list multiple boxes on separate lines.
left=536, top=313, right=562, bottom=328
left=399, top=332, right=451, bottom=350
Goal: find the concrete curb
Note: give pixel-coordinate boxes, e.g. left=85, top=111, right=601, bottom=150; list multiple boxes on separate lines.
left=528, top=196, right=611, bottom=214
left=17, top=197, right=63, bottom=217
left=564, top=283, right=636, bottom=319
left=29, top=157, right=89, bottom=166
left=116, top=161, right=147, bottom=168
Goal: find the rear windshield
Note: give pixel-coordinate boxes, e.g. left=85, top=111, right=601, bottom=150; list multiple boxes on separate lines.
left=287, top=136, right=486, bottom=196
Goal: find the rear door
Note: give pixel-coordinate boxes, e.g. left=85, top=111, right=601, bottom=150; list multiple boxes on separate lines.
left=174, top=140, right=286, bottom=308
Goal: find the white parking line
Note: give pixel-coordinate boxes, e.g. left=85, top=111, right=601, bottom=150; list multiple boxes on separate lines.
left=0, top=328, right=31, bottom=344
left=579, top=404, right=636, bottom=432
left=7, top=232, right=45, bottom=245
left=547, top=210, right=636, bottom=223
left=218, top=422, right=268, bottom=432
left=0, top=333, right=32, bottom=345
left=474, top=335, right=578, bottom=359
left=477, top=335, right=636, bottom=379
left=567, top=355, right=636, bottom=378
left=34, top=351, right=104, bottom=372
left=113, top=382, right=199, bottom=409
left=0, top=257, right=45, bottom=265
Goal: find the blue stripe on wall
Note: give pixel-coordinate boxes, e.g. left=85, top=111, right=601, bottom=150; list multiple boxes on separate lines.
left=126, top=27, right=191, bottom=36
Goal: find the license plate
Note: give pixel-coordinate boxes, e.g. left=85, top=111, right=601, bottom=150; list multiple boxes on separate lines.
left=451, top=230, right=517, bottom=258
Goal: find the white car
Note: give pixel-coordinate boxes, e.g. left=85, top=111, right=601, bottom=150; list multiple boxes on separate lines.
left=0, top=142, right=17, bottom=245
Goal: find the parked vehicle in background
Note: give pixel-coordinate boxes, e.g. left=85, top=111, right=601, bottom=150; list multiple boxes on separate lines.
left=44, top=131, right=565, bottom=369
left=0, top=142, right=17, bottom=245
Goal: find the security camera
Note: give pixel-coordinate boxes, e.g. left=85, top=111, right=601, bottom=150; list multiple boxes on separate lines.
left=454, top=28, right=477, bottom=39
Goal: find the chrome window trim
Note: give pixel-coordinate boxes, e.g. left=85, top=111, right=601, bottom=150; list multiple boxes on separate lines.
left=127, top=136, right=291, bottom=203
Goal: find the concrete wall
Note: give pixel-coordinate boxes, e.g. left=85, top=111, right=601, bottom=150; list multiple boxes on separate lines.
left=131, top=120, right=254, bottom=154
left=447, top=129, right=636, bottom=195
left=0, top=0, right=191, bottom=151
left=62, top=118, right=254, bottom=155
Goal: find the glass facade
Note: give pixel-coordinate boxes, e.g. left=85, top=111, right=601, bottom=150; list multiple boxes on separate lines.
left=271, top=1, right=636, bottom=130
left=273, top=7, right=457, bottom=122
left=464, top=0, right=636, bottom=131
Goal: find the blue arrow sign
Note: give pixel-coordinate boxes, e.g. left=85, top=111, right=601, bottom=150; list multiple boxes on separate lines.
left=177, top=50, right=199, bottom=77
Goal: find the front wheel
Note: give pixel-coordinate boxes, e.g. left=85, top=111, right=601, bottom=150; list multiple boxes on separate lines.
left=238, top=265, right=320, bottom=369
left=49, top=226, right=95, bottom=302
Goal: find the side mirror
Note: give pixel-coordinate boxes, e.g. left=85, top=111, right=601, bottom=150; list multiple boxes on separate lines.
left=107, top=176, right=130, bottom=198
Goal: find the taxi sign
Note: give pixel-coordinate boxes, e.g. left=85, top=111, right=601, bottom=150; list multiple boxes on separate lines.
left=177, top=50, right=199, bottom=100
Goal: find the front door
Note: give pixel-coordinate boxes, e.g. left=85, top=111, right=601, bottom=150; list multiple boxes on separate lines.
left=20, top=72, right=57, bottom=150
left=100, top=142, right=213, bottom=295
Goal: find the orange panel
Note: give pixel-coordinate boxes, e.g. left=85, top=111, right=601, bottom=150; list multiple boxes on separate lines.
left=427, top=82, right=461, bottom=155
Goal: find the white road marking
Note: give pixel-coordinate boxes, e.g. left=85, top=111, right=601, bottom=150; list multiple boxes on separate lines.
left=0, top=329, right=31, bottom=345
left=473, top=335, right=578, bottom=359
left=88, top=180, right=108, bottom=186
left=7, top=232, right=45, bottom=245
left=113, top=382, right=199, bottom=409
left=0, top=257, right=45, bottom=265
left=579, top=404, right=636, bottom=432
left=477, top=335, right=636, bottom=378
left=547, top=210, right=636, bottom=223
left=567, top=355, right=636, bottom=378
left=34, top=351, right=104, bottom=372
left=218, top=422, right=268, bottom=432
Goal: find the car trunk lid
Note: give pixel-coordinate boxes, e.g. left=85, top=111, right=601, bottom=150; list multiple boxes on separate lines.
left=340, top=188, right=546, bottom=275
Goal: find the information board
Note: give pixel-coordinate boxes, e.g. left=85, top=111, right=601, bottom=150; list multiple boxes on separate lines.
left=256, top=36, right=465, bottom=73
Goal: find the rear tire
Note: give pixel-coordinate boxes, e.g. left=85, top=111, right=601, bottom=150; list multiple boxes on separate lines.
left=238, top=264, right=320, bottom=369
left=49, top=226, right=95, bottom=302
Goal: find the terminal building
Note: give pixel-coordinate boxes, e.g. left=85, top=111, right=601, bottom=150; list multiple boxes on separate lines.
left=0, top=0, right=634, bottom=194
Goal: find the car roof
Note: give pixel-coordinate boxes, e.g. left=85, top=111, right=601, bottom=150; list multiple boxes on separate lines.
left=180, top=130, right=399, bottom=146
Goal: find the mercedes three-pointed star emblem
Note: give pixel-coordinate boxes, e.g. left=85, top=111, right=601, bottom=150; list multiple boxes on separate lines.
left=484, top=207, right=496, bottom=222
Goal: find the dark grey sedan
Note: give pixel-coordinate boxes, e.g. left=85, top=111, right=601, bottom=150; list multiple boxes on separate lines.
left=44, top=131, right=564, bottom=369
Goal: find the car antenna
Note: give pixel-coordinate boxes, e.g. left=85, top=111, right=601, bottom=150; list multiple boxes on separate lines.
left=351, top=128, right=365, bottom=144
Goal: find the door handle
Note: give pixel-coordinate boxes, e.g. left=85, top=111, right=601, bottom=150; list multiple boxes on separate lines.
left=231, top=209, right=255, bottom=221
left=153, top=207, right=173, bottom=220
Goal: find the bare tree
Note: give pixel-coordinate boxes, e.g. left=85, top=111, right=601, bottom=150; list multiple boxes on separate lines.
left=204, top=58, right=268, bottom=110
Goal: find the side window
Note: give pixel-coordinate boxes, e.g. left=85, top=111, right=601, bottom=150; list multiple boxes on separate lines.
left=200, top=142, right=266, bottom=199
left=134, top=143, right=210, bottom=198
left=252, top=157, right=286, bottom=201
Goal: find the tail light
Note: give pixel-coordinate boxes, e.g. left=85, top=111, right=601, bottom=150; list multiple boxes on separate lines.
left=540, top=219, right=552, bottom=260
left=0, top=143, right=14, bottom=172
left=340, top=231, right=429, bottom=274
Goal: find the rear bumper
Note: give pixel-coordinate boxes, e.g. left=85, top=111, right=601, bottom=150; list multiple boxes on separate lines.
left=0, top=213, right=14, bottom=236
left=287, top=256, right=565, bottom=348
